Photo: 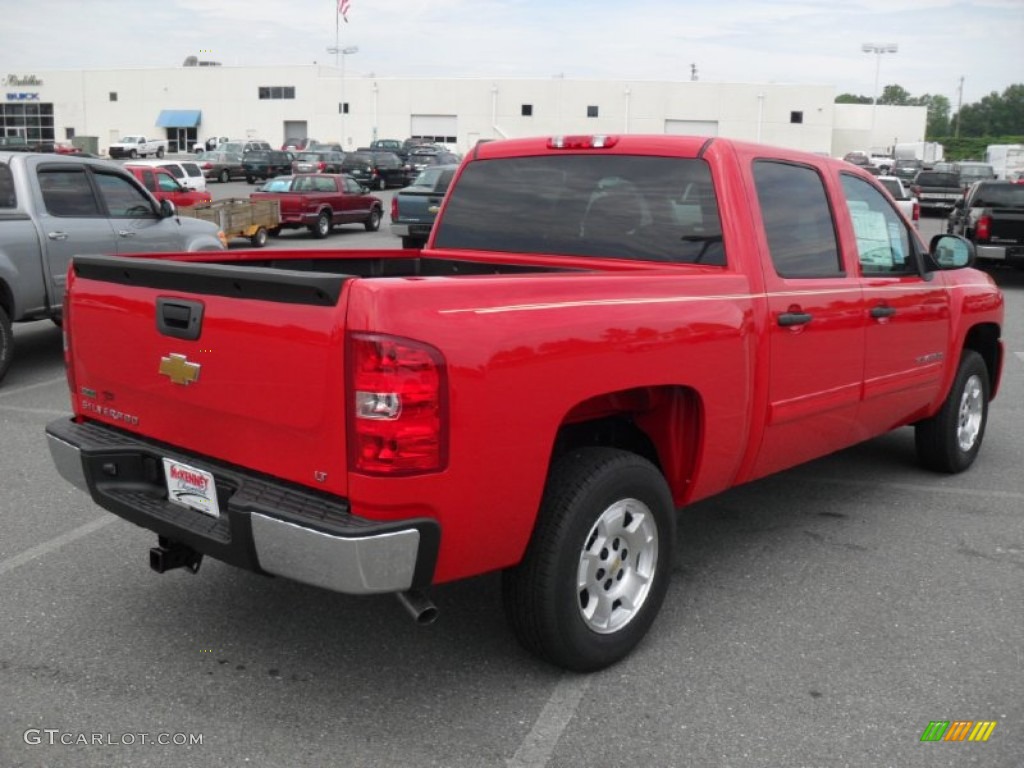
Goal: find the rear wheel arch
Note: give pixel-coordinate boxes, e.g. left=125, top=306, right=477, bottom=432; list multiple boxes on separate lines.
left=550, top=385, right=704, bottom=506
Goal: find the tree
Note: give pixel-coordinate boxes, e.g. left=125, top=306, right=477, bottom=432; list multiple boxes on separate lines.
left=913, top=94, right=951, bottom=139
left=954, top=84, right=1024, bottom=137
left=878, top=84, right=912, bottom=105
left=835, top=93, right=872, bottom=104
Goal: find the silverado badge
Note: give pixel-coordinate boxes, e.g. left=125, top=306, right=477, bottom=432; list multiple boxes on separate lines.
left=159, top=353, right=201, bottom=386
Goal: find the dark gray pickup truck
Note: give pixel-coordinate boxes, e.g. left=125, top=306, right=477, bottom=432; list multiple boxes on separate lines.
left=389, top=164, right=457, bottom=248
left=948, top=179, right=1024, bottom=266
left=0, top=152, right=225, bottom=382
left=910, top=170, right=965, bottom=213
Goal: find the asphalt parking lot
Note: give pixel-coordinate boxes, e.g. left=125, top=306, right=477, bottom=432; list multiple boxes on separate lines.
left=1, top=212, right=1021, bottom=767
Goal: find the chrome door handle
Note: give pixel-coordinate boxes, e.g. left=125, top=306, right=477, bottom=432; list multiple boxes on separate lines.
left=778, top=312, right=813, bottom=327
left=47, top=231, right=69, bottom=241
left=870, top=305, right=897, bottom=319
left=117, top=230, right=136, bottom=237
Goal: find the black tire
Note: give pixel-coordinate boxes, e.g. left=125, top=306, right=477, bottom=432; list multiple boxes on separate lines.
left=502, top=447, right=674, bottom=672
left=250, top=227, right=268, bottom=247
left=377, top=177, right=387, bottom=191
left=218, top=169, right=230, bottom=184
left=364, top=208, right=381, bottom=232
left=129, top=149, right=138, bottom=159
left=309, top=211, right=331, bottom=239
left=268, top=227, right=281, bottom=238
left=246, top=176, right=254, bottom=185
left=156, top=147, right=165, bottom=158
left=0, top=304, right=13, bottom=384
left=915, top=350, right=989, bottom=473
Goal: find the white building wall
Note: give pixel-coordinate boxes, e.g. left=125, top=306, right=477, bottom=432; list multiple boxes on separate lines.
left=2, top=65, right=925, bottom=159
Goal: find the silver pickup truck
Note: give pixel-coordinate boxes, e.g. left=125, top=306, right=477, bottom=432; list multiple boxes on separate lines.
left=0, top=151, right=226, bottom=383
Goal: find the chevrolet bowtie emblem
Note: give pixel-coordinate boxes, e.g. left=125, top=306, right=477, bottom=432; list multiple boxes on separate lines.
left=159, top=353, right=201, bottom=386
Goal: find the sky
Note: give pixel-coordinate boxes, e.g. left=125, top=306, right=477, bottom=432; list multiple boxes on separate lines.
left=1, top=0, right=1022, bottom=108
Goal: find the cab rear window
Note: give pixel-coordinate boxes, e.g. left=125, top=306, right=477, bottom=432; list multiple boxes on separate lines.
left=0, top=163, right=15, bottom=207
left=433, top=155, right=725, bottom=265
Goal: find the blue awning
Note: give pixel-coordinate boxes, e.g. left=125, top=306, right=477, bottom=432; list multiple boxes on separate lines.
left=155, top=110, right=202, bottom=128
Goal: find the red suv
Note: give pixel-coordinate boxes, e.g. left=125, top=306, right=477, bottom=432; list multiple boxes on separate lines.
left=124, top=164, right=212, bottom=208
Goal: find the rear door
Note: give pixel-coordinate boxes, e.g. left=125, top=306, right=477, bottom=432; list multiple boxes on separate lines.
left=33, top=162, right=120, bottom=303
left=748, top=159, right=867, bottom=479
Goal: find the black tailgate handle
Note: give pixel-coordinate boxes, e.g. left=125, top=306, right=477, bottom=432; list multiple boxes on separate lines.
left=156, top=297, right=204, bottom=340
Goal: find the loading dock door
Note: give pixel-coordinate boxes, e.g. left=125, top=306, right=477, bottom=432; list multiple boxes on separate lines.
left=410, top=115, right=458, bottom=146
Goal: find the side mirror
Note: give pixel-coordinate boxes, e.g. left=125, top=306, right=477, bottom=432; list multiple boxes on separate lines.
left=159, top=199, right=177, bottom=218
left=929, top=234, right=974, bottom=269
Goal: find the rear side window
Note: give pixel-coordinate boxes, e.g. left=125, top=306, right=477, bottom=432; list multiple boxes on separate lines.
left=160, top=164, right=184, bottom=179
left=0, top=163, right=15, bottom=207
left=434, top=155, right=725, bottom=264
left=182, top=163, right=202, bottom=178
left=971, top=183, right=1024, bottom=208
left=38, top=168, right=101, bottom=217
left=753, top=160, right=841, bottom=278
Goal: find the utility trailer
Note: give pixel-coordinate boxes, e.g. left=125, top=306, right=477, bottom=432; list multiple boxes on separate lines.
left=178, top=198, right=281, bottom=247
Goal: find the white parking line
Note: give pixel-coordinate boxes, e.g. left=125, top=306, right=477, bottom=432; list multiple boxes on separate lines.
left=0, top=516, right=113, bottom=578
left=0, top=404, right=72, bottom=417
left=0, top=375, right=67, bottom=399
left=507, top=673, right=591, bottom=768
left=810, top=477, right=1024, bottom=500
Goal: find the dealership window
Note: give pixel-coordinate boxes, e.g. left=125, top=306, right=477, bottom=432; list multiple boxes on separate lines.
left=522, top=104, right=533, bottom=116
left=109, top=92, right=117, bottom=102
left=790, top=111, right=803, bottom=124
left=587, top=105, right=599, bottom=118
left=259, top=86, right=296, bottom=100
left=339, top=102, right=349, bottom=114
left=65, top=127, right=75, bottom=139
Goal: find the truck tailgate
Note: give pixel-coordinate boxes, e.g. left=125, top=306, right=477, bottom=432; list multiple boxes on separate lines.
left=66, top=254, right=351, bottom=497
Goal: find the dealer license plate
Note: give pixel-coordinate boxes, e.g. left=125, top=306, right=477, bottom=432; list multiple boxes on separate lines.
left=163, top=458, right=221, bottom=518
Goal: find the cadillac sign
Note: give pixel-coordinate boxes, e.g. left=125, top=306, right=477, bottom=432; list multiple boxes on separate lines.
left=4, top=74, right=44, bottom=86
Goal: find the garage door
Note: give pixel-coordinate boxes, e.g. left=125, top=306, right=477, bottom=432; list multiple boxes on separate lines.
left=665, top=120, right=718, bottom=137
left=410, top=115, right=458, bottom=146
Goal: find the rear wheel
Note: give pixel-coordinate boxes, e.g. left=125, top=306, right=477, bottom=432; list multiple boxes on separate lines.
left=915, top=350, right=989, bottom=473
left=129, top=149, right=138, bottom=159
left=218, top=169, right=230, bottom=183
left=0, top=305, right=14, bottom=383
left=364, top=208, right=381, bottom=232
left=250, top=227, right=268, bottom=247
left=245, top=176, right=254, bottom=184
left=156, top=147, right=165, bottom=158
left=502, top=448, right=674, bottom=672
left=377, top=177, right=387, bottom=191
left=309, top=211, right=331, bottom=239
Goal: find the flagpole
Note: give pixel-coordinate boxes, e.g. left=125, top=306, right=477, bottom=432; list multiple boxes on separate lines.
left=334, top=2, right=340, bottom=67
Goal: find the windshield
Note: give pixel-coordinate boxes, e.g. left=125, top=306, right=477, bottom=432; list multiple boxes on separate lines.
left=434, top=155, right=725, bottom=264
left=261, top=177, right=294, bottom=192
left=296, top=153, right=320, bottom=162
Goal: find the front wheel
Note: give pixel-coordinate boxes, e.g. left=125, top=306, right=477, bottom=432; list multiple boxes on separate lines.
left=364, top=208, right=381, bottom=232
left=129, top=149, right=138, bottom=159
left=915, top=350, right=989, bottom=473
left=0, top=304, right=13, bottom=383
left=218, top=169, right=230, bottom=184
left=502, top=448, right=674, bottom=672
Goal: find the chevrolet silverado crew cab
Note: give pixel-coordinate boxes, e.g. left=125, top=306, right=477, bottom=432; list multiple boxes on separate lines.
left=45, top=135, right=1004, bottom=671
left=0, top=151, right=225, bottom=383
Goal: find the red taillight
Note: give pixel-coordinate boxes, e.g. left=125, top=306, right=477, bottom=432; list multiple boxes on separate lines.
left=347, top=333, right=447, bottom=475
left=62, top=271, right=77, bottom=412
left=912, top=201, right=920, bottom=222
left=390, top=196, right=398, bottom=220
left=548, top=135, right=619, bottom=149
left=201, top=162, right=213, bottom=169
left=318, top=162, right=326, bottom=172
left=975, top=214, right=991, bottom=242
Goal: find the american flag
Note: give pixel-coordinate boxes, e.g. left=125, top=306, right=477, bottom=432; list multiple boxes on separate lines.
left=338, top=0, right=351, bottom=22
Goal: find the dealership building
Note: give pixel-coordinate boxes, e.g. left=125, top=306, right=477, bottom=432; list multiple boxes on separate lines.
left=2, top=63, right=926, bottom=157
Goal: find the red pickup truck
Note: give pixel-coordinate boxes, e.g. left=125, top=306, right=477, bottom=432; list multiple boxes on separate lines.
left=45, top=135, right=1004, bottom=671
left=249, top=173, right=383, bottom=237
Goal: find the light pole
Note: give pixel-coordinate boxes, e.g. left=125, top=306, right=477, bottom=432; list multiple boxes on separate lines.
left=861, top=42, right=898, bottom=149
left=327, top=45, right=358, bottom=147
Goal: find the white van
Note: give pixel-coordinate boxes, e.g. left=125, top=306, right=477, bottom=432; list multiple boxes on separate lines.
left=125, top=159, right=207, bottom=191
